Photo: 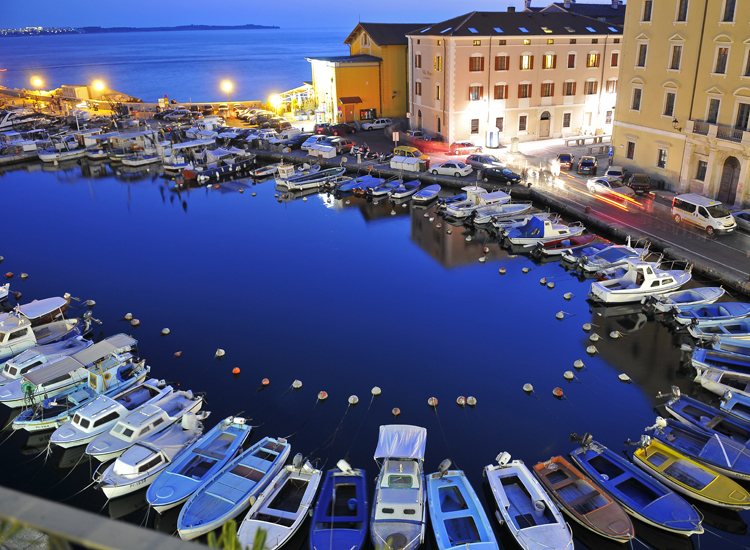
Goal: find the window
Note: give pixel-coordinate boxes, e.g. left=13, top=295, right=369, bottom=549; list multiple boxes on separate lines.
left=518, top=84, right=532, bottom=98
left=615, top=39, right=620, bottom=44
left=606, top=110, right=613, bottom=124
left=519, top=115, right=527, bottom=131
left=677, top=0, right=688, bottom=21
left=642, top=0, right=652, bottom=21
left=723, top=0, right=736, bottom=21
left=547, top=39, right=554, bottom=45
left=473, top=40, right=481, bottom=46
left=495, top=117, right=504, bottom=132
left=567, top=53, right=576, bottom=69
left=543, top=54, right=557, bottom=69
left=437, top=40, right=442, bottom=45
left=414, top=54, right=422, bottom=68
left=736, top=103, right=750, bottom=130
left=570, top=39, right=577, bottom=44
left=715, top=48, right=729, bottom=74
left=696, top=160, right=708, bottom=181
left=657, top=148, right=668, bottom=168
left=499, top=39, right=506, bottom=45
left=664, top=92, right=676, bottom=117
left=153, top=417, right=164, bottom=427
left=8, top=329, right=28, bottom=341
left=470, top=119, right=479, bottom=134
left=584, top=81, right=598, bottom=95
left=670, top=45, right=682, bottom=70
left=611, top=52, right=619, bottom=67
left=436, top=85, right=441, bottom=100
left=523, top=39, right=531, bottom=45
left=495, top=56, right=510, bottom=71
left=587, top=53, right=600, bottom=68
left=494, top=84, right=508, bottom=99
left=520, top=55, right=534, bottom=70
left=632, top=88, right=642, bottom=111
left=469, top=56, right=484, bottom=72
left=541, top=83, right=554, bottom=97
left=744, top=51, right=750, bottom=76
left=592, top=39, right=598, bottom=44
left=93, top=411, right=120, bottom=428
left=415, top=82, right=421, bottom=96
left=469, top=86, right=483, bottom=101
left=563, top=113, right=572, bottom=128
left=626, top=141, right=636, bottom=159
left=361, top=34, right=369, bottom=46
left=606, top=79, right=618, bottom=93
left=434, top=55, right=442, bottom=71
left=707, top=98, right=720, bottom=123
left=637, top=44, right=648, bottom=67
left=563, top=81, right=577, bottom=96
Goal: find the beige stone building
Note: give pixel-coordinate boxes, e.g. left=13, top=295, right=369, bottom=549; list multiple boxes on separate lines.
left=611, top=0, right=749, bottom=206
left=406, top=10, right=622, bottom=145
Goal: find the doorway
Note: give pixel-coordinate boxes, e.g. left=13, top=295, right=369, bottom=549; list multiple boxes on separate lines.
left=437, top=117, right=441, bottom=134
left=418, top=110, right=422, bottom=130
left=718, top=156, right=740, bottom=205
left=539, top=111, right=551, bottom=138
left=345, top=105, right=354, bottom=123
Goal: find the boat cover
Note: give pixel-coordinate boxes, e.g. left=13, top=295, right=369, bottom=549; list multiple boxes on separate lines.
left=170, top=139, right=215, bottom=151
left=113, top=422, right=201, bottom=475
left=18, top=297, right=68, bottom=320
left=515, top=216, right=545, bottom=237
left=72, top=334, right=136, bottom=365
left=24, top=356, right=85, bottom=385
left=374, top=424, right=426, bottom=460
left=206, top=148, right=235, bottom=162
left=479, top=190, right=510, bottom=203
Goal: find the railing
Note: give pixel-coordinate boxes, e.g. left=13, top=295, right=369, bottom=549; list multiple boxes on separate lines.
left=717, top=124, right=744, bottom=143
left=691, top=121, right=709, bottom=135
left=690, top=120, right=746, bottom=143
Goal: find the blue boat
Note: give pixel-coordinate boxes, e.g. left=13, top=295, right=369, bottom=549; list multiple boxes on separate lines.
left=664, top=387, right=750, bottom=441
left=427, top=460, right=498, bottom=550
left=177, top=436, right=290, bottom=540
left=389, top=180, right=420, bottom=199
left=569, top=434, right=703, bottom=536
left=674, top=302, right=750, bottom=327
left=412, top=184, right=440, bottom=203
left=366, top=177, right=402, bottom=197
left=337, top=174, right=383, bottom=193
left=649, top=416, right=750, bottom=480
left=146, top=416, right=252, bottom=513
left=309, top=459, right=368, bottom=550
left=710, top=336, right=750, bottom=357
left=688, top=318, right=750, bottom=341
left=692, top=345, right=750, bottom=375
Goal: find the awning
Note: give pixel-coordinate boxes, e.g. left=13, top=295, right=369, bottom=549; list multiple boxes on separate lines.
left=374, top=425, right=427, bottom=460
left=339, top=97, right=362, bottom=105
left=73, top=334, right=136, bottom=366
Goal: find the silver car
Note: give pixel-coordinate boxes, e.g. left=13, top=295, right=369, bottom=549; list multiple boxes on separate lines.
left=733, top=210, right=750, bottom=232
left=586, top=177, right=635, bottom=197
left=465, top=154, right=503, bottom=170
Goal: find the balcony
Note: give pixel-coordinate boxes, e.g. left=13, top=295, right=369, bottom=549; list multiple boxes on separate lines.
left=688, top=120, right=748, bottom=144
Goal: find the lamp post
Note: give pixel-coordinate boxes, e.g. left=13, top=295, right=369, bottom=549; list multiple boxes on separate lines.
left=270, top=94, right=281, bottom=115
left=30, top=76, right=42, bottom=109
left=92, top=80, right=105, bottom=112
left=221, top=80, right=232, bottom=104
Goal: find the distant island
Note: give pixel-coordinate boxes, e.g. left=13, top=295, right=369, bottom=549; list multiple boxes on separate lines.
left=1, top=24, right=279, bottom=37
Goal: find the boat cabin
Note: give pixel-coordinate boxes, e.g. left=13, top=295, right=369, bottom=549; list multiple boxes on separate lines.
left=113, top=443, right=166, bottom=476
left=110, top=403, right=171, bottom=444
left=597, top=261, right=677, bottom=292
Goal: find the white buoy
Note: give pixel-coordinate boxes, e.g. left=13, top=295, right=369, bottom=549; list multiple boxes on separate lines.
left=547, top=282, right=555, bottom=289
left=467, top=396, right=477, bottom=406
left=391, top=210, right=396, bottom=216
left=540, top=278, right=547, bottom=285
left=130, top=319, right=140, bottom=327
left=252, top=192, right=257, bottom=196
left=499, top=268, right=506, bottom=275
left=402, top=203, right=408, bottom=208
left=348, top=395, right=359, bottom=405
left=303, top=197, right=308, bottom=202
left=239, top=188, right=244, bottom=194
left=292, top=379, right=303, bottom=389
left=345, top=199, right=351, bottom=205
left=371, top=386, right=381, bottom=396
left=447, top=229, right=452, bottom=234
left=86, top=299, right=96, bottom=307
left=124, top=313, right=133, bottom=321
left=582, top=323, right=592, bottom=332
left=274, top=193, right=279, bottom=198
left=457, top=396, right=466, bottom=407
left=373, top=200, right=379, bottom=205
left=522, top=267, right=530, bottom=274
left=523, top=383, right=534, bottom=393
left=436, top=223, right=442, bottom=228
left=429, top=217, right=434, bottom=222
left=215, top=349, right=226, bottom=359
left=574, top=359, right=584, bottom=370
left=465, top=235, right=472, bottom=242
left=424, top=213, right=429, bottom=218
left=619, top=373, right=631, bottom=383
left=484, top=247, right=490, bottom=253
left=610, top=331, right=621, bottom=339
left=590, top=333, right=600, bottom=342
left=0, top=257, right=3, bottom=263
left=318, top=391, right=328, bottom=401
left=479, top=257, right=486, bottom=263
left=20, top=273, right=28, bottom=280
left=586, top=345, right=598, bottom=355
left=564, top=292, right=572, bottom=301
left=555, top=311, right=565, bottom=320
left=564, top=371, right=574, bottom=381
left=161, top=328, right=170, bottom=336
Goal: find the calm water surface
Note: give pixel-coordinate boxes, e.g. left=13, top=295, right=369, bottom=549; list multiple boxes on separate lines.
left=0, top=160, right=741, bottom=549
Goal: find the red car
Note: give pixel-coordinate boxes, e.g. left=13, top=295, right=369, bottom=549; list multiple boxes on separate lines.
left=314, top=123, right=356, bottom=136
left=556, top=153, right=575, bottom=170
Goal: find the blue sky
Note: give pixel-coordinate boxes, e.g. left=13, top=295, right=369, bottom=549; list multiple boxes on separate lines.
left=3, top=0, right=621, bottom=29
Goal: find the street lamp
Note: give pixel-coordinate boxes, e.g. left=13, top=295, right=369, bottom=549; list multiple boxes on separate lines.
left=221, top=80, right=232, bottom=103
left=30, top=76, right=42, bottom=108
left=270, top=94, right=281, bottom=114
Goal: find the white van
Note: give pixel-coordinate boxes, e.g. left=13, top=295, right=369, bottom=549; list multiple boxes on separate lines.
left=671, top=193, right=736, bottom=235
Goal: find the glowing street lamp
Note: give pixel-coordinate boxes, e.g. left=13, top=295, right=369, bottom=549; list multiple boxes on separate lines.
left=270, top=94, right=282, bottom=114
left=92, top=80, right=105, bottom=92
left=221, top=80, right=233, bottom=103
left=31, top=76, right=43, bottom=89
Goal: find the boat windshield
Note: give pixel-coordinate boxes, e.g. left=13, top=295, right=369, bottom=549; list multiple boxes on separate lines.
left=595, top=248, right=633, bottom=262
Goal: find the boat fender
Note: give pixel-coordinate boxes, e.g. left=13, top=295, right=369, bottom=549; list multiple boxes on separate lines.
left=392, top=407, right=401, bottom=417
left=345, top=200, right=351, bottom=205
left=274, top=194, right=279, bottom=198
left=467, top=396, right=477, bottom=407
left=318, top=391, right=328, bottom=401
left=20, top=273, right=28, bottom=280
left=429, top=217, right=435, bottom=222
left=371, top=386, right=381, bottom=396
left=262, top=378, right=270, bottom=386
left=423, top=213, right=429, bottom=218
left=239, top=188, right=244, bottom=194
left=457, top=396, right=466, bottom=407
left=428, top=397, right=438, bottom=408
left=292, top=379, right=302, bottom=390
left=249, top=496, right=257, bottom=507
left=499, top=268, right=506, bottom=275
left=252, top=192, right=257, bottom=196
left=618, top=373, right=631, bottom=383
left=402, top=204, right=408, bottom=208
left=5, top=272, right=12, bottom=279
left=552, top=387, right=564, bottom=399
left=215, top=349, right=225, bottom=359
left=348, top=395, right=359, bottom=405
left=609, top=331, right=621, bottom=339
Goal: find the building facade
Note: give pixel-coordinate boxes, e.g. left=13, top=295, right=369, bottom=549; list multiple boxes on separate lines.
left=612, top=0, right=750, bottom=206
left=406, top=11, right=622, bottom=146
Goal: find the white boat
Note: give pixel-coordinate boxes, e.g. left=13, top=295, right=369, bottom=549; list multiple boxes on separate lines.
left=161, top=139, right=216, bottom=176
left=589, top=259, right=692, bottom=304
left=50, top=379, right=173, bottom=449
left=505, top=216, right=585, bottom=246
left=388, top=181, right=420, bottom=199
left=0, top=337, right=92, bottom=388
left=565, top=238, right=648, bottom=274
left=86, top=388, right=204, bottom=462
left=642, top=286, right=725, bottom=315
left=0, top=283, right=7, bottom=301
left=274, top=162, right=319, bottom=186
left=484, top=452, right=573, bottom=550
left=121, top=152, right=163, bottom=167
left=412, top=184, right=441, bottom=203
left=444, top=188, right=510, bottom=218
left=371, top=424, right=427, bottom=550
left=284, top=167, right=347, bottom=191
left=94, top=412, right=206, bottom=499
left=0, top=109, right=47, bottom=132
left=696, top=368, right=750, bottom=399
left=470, top=201, right=533, bottom=224
left=491, top=212, right=558, bottom=233
left=237, top=456, right=322, bottom=550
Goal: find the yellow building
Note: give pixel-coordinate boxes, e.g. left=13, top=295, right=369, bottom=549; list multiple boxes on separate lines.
left=612, top=0, right=749, bottom=206
left=307, top=23, right=426, bottom=124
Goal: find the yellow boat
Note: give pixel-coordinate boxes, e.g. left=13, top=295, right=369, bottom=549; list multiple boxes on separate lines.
left=633, top=437, right=750, bottom=511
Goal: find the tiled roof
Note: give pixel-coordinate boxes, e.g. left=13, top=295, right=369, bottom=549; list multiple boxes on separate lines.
left=409, top=11, right=622, bottom=37
left=345, top=23, right=431, bottom=46
left=305, top=55, right=382, bottom=64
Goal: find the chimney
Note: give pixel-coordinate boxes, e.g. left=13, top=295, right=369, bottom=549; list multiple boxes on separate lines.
left=508, top=6, right=516, bottom=12
left=563, top=0, right=571, bottom=8
left=611, top=0, right=620, bottom=8
left=524, top=0, right=532, bottom=9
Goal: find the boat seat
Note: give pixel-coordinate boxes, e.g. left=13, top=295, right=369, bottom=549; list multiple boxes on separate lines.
left=565, top=491, right=598, bottom=508
left=703, top=414, right=725, bottom=430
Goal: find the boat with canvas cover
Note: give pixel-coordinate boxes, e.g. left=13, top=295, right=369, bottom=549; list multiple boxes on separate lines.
left=94, top=412, right=206, bottom=499
left=569, top=434, right=703, bottom=536
left=505, top=216, right=585, bottom=246
left=196, top=149, right=256, bottom=183
left=177, top=436, right=290, bottom=540
left=443, top=188, right=510, bottom=218
left=388, top=180, right=420, bottom=199
left=484, top=452, right=572, bottom=550
left=532, top=455, right=634, bottom=543
left=427, top=459, right=498, bottom=550
left=531, top=234, right=597, bottom=258
left=2, top=296, right=69, bottom=327
left=309, top=459, right=368, bottom=550
left=237, top=455, right=322, bottom=550
left=86, top=388, right=204, bottom=462
left=662, top=386, right=750, bottom=441
left=0, top=333, right=138, bottom=408
left=412, top=184, right=441, bottom=203
left=370, top=424, right=427, bottom=550
left=642, top=287, right=725, bottom=315
left=589, top=259, right=691, bottom=304
left=161, top=139, right=215, bottom=177
left=337, top=174, right=383, bottom=193
left=146, top=415, right=252, bottom=513
left=490, top=212, right=559, bottom=235
left=366, top=177, right=403, bottom=197
left=50, top=379, right=173, bottom=449
left=564, top=239, right=648, bottom=273
left=284, top=167, right=346, bottom=191
left=469, top=201, right=533, bottom=224
left=673, top=302, right=750, bottom=327
left=436, top=187, right=482, bottom=210
left=630, top=434, right=750, bottom=510
left=0, top=337, right=92, bottom=387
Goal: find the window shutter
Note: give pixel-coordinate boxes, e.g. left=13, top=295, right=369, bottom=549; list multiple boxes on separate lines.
left=552, top=55, right=557, bottom=69
left=518, top=84, right=523, bottom=97
left=528, top=84, right=532, bottom=97
left=479, top=86, right=484, bottom=100
left=495, top=57, right=499, bottom=71
left=550, top=83, right=555, bottom=96
left=530, top=56, right=534, bottom=70
left=573, top=82, right=577, bottom=95
left=469, top=88, right=473, bottom=101
left=504, top=56, right=509, bottom=70
left=520, top=56, right=524, bottom=70
left=480, top=57, right=485, bottom=71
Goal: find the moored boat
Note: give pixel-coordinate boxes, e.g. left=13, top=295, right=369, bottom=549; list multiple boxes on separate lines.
left=285, top=167, right=346, bottom=191
left=532, top=234, right=598, bottom=258
left=388, top=180, right=420, bottom=199
left=642, top=286, right=725, bottom=315
left=0, top=337, right=92, bottom=387
left=505, top=216, right=585, bottom=246
left=589, top=259, right=691, bottom=304
left=444, top=188, right=510, bottom=218
left=470, top=201, right=533, bottom=224
left=688, top=318, right=750, bottom=341
left=673, top=302, right=750, bottom=327
left=412, top=183, right=441, bottom=203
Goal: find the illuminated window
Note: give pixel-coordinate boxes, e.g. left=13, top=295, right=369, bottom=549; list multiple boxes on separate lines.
left=434, top=55, right=442, bottom=71
left=473, top=40, right=481, bottom=46
left=570, top=38, right=577, bottom=44
left=469, top=86, right=483, bottom=101
left=523, top=39, right=531, bottom=45
left=437, top=40, right=442, bottom=46
left=436, top=85, right=441, bottom=100
left=606, top=79, right=618, bottom=93
left=520, top=54, right=533, bottom=70
left=543, top=54, right=556, bottom=69
left=547, top=39, right=554, bottom=44
left=586, top=53, right=600, bottom=68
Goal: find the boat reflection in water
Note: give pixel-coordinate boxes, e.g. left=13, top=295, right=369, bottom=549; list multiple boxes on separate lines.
left=697, top=502, right=748, bottom=536
left=108, top=487, right=149, bottom=521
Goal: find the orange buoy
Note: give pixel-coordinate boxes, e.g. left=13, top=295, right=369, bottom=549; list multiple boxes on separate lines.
left=174, top=351, right=182, bottom=357
left=232, top=367, right=240, bottom=375
left=261, top=378, right=270, bottom=386
left=214, top=184, right=220, bottom=189
left=457, top=396, right=466, bottom=407
left=428, top=397, right=438, bottom=407
left=552, top=387, right=564, bottom=398
left=392, top=407, right=401, bottom=417
left=5, top=272, right=12, bottom=279
left=483, top=247, right=489, bottom=253
left=14, top=291, right=22, bottom=300
left=318, top=391, right=328, bottom=401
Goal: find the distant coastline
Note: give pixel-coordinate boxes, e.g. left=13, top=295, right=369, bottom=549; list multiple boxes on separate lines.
left=1, top=24, right=279, bottom=37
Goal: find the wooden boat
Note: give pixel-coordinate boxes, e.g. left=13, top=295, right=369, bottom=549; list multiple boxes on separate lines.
left=427, top=460, right=498, bottom=550
left=642, top=286, right=725, bottom=315
left=470, top=201, right=533, bottom=224
left=371, top=424, right=427, bottom=550
left=94, top=413, right=205, bottom=499
left=121, top=153, right=162, bottom=167
left=490, top=212, right=558, bottom=235
left=412, top=183, right=441, bottom=203
left=569, top=435, right=703, bottom=536
left=146, top=415, right=252, bottom=513
left=589, top=259, right=691, bottom=304
left=177, top=436, right=290, bottom=540
left=484, top=452, right=573, bottom=550
left=388, top=180, right=420, bottom=199
left=532, top=455, right=634, bottom=542
left=648, top=416, right=750, bottom=480
left=673, top=302, right=750, bottom=327
left=237, top=456, right=322, bottom=550
left=443, top=188, right=510, bottom=218
left=196, top=153, right=256, bottom=184
left=663, top=387, right=750, bottom=442
left=0, top=337, right=92, bottom=387
left=249, top=162, right=283, bottom=179
left=50, top=379, right=173, bottom=449
left=532, top=234, right=597, bottom=258
left=309, top=460, right=368, bottom=550
left=691, top=345, right=750, bottom=376
left=688, top=318, right=750, bottom=341
left=86, top=389, right=204, bottom=462
left=285, top=167, right=346, bottom=191
left=631, top=436, right=750, bottom=510
left=505, top=216, right=585, bottom=246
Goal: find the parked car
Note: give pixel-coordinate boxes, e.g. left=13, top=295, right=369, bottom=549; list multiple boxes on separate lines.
left=481, top=167, right=521, bottom=184
left=301, top=135, right=328, bottom=151
left=430, top=161, right=472, bottom=177
left=733, top=210, right=750, bottom=232
left=154, top=109, right=174, bottom=120
left=604, top=165, right=625, bottom=181
left=361, top=118, right=392, bottom=131
left=163, top=109, right=192, bottom=122
left=202, top=105, right=214, bottom=115
left=586, top=177, right=634, bottom=196
left=269, top=119, right=292, bottom=131
left=321, top=137, right=355, bottom=154
left=577, top=156, right=598, bottom=175
left=672, top=193, right=736, bottom=235
left=465, top=154, right=503, bottom=171
left=405, top=129, right=424, bottom=139
left=626, top=173, right=651, bottom=195
left=393, top=146, right=429, bottom=161
left=556, top=153, right=575, bottom=170
left=331, top=123, right=356, bottom=136
left=449, top=141, right=482, bottom=155
left=282, top=133, right=313, bottom=150
left=314, top=123, right=333, bottom=135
